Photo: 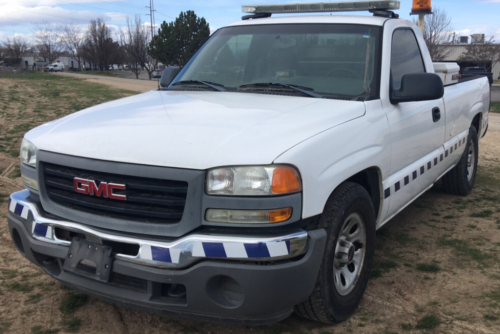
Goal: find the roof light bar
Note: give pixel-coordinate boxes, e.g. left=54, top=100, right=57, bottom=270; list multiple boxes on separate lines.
left=242, top=1, right=400, bottom=14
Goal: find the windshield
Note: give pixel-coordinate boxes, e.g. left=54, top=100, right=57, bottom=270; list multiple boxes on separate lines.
left=171, top=24, right=382, bottom=100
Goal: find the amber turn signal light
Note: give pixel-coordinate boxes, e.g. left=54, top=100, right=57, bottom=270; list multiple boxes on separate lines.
left=411, top=0, right=432, bottom=14
left=271, top=167, right=301, bottom=194
left=269, top=208, right=293, bottom=223
left=206, top=208, right=293, bottom=224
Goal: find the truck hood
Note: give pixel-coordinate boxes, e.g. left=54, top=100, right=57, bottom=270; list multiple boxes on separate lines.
left=26, top=91, right=365, bottom=170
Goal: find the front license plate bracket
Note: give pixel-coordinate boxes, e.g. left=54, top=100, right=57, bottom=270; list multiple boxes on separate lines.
left=63, top=237, right=113, bottom=282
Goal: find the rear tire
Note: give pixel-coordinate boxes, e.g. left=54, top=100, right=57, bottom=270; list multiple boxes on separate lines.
left=295, top=182, right=375, bottom=323
left=442, top=126, right=478, bottom=196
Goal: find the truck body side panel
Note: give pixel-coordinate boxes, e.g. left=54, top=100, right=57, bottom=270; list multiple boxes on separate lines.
left=274, top=99, right=391, bottom=223
left=442, top=77, right=489, bottom=141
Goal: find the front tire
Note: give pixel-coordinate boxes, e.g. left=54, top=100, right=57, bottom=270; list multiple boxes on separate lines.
left=442, top=125, right=478, bottom=196
left=295, top=182, right=375, bottom=323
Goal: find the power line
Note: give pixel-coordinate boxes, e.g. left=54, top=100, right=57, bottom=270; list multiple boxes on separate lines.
left=155, top=10, right=175, bottom=20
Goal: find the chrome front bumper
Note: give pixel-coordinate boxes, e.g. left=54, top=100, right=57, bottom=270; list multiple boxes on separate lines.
left=8, top=190, right=308, bottom=269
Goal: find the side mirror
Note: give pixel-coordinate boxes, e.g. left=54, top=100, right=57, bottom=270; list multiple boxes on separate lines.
left=391, top=73, right=444, bottom=104
left=160, top=66, right=181, bottom=88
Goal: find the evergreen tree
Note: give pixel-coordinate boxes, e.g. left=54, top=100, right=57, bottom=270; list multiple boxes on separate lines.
left=148, top=11, right=210, bottom=67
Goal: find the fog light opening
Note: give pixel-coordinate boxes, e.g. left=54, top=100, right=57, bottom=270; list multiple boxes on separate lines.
left=207, top=275, right=244, bottom=309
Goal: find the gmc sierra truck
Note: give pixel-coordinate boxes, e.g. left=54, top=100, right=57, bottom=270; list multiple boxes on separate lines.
left=7, top=1, right=490, bottom=325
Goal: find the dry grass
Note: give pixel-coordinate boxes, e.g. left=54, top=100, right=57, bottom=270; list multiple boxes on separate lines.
left=1, top=73, right=500, bottom=333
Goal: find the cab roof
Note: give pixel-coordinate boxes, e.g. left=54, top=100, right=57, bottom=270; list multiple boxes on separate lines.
left=227, top=15, right=392, bottom=28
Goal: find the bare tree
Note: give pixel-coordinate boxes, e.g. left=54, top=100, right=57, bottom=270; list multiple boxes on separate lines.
left=121, top=16, right=157, bottom=79
left=121, top=16, right=147, bottom=79
left=33, top=22, right=61, bottom=63
left=82, top=18, right=122, bottom=72
left=3, top=36, right=30, bottom=61
left=459, top=36, right=500, bottom=72
left=59, top=24, right=85, bottom=70
left=414, top=7, right=454, bottom=61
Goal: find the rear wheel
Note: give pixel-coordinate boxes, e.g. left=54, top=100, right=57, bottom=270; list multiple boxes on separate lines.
left=442, top=125, right=478, bottom=196
left=295, top=182, right=375, bottom=323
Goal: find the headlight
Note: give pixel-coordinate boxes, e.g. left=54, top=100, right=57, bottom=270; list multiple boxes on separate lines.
left=206, top=165, right=301, bottom=196
left=20, top=139, right=37, bottom=168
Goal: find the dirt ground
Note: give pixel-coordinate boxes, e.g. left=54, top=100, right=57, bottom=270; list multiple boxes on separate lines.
left=54, top=72, right=159, bottom=93
left=1, top=74, right=500, bottom=334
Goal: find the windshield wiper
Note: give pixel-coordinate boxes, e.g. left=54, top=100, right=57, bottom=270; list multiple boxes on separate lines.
left=171, top=80, right=226, bottom=92
left=238, top=83, right=323, bottom=98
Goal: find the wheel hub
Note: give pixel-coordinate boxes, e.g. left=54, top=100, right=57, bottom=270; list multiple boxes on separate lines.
left=335, top=239, right=355, bottom=266
left=333, top=213, right=367, bottom=296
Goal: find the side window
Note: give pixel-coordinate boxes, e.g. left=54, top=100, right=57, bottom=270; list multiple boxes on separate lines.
left=391, top=29, right=425, bottom=90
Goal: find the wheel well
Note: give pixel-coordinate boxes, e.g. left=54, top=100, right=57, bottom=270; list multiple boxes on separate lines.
left=345, top=168, right=381, bottom=219
left=472, top=113, right=481, bottom=133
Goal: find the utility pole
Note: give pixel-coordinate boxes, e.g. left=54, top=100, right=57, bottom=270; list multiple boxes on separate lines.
left=410, top=0, right=433, bottom=35
left=146, top=0, right=157, bottom=80
left=146, top=0, right=156, bottom=38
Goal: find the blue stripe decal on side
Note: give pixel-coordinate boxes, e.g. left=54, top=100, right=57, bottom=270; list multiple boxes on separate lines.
left=202, top=242, right=227, bottom=258
left=244, top=243, right=270, bottom=258
left=386, top=136, right=467, bottom=203
left=151, top=246, right=172, bottom=263
left=34, top=224, right=48, bottom=237
left=14, top=204, right=24, bottom=216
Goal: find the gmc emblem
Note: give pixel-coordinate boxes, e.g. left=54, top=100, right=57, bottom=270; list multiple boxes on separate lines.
left=74, top=178, right=127, bottom=201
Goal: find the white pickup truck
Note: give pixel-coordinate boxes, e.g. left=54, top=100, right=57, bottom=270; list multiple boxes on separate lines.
left=45, top=62, right=65, bottom=72
left=8, top=1, right=490, bottom=325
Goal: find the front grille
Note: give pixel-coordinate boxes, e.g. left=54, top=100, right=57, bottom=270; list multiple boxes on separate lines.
left=42, top=163, right=188, bottom=224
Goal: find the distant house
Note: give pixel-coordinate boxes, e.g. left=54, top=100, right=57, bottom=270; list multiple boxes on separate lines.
left=20, top=55, right=37, bottom=69
left=21, top=54, right=92, bottom=71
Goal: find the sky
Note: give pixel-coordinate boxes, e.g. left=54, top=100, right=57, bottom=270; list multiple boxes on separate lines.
left=0, top=0, right=499, bottom=42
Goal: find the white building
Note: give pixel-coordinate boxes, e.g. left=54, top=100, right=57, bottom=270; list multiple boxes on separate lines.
left=441, top=44, right=500, bottom=80
left=21, top=55, right=91, bottom=70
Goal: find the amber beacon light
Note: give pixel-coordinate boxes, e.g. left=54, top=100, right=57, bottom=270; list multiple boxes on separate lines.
left=411, top=0, right=432, bottom=15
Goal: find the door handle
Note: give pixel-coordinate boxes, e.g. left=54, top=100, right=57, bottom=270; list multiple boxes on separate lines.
left=432, top=107, right=441, bottom=122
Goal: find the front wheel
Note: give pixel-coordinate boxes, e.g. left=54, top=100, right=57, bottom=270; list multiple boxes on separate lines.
left=442, top=125, right=479, bottom=196
left=295, top=182, right=375, bottom=323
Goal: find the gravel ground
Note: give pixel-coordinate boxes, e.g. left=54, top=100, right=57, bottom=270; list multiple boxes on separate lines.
left=491, top=85, right=500, bottom=102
